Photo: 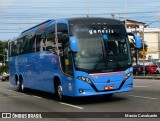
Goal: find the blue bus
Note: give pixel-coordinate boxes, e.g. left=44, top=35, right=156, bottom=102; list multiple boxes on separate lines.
left=9, top=17, right=141, bottom=101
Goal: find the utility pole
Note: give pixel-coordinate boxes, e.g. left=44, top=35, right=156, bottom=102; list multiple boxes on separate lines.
left=142, top=19, right=160, bottom=76
left=87, top=0, right=90, bottom=17
left=111, top=13, right=115, bottom=19
left=142, top=26, right=145, bottom=76
left=124, top=0, right=127, bottom=28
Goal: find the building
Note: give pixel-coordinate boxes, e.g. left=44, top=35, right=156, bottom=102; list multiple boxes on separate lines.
left=126, top=19, right=145, bottom=33
left=126, top=19, right=160, bottom=61
left=143, top=28, right=160, bottom=60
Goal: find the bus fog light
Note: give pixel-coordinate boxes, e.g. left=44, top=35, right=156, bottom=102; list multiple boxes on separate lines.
left=79, top=89, right=84, bottom=93
left=129, top=84, right=133, bottom=87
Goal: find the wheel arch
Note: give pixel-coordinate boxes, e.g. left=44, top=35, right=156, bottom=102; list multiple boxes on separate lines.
left=15, top=74, right=19, bottom=85
left=53, top=75, right=61, bottom=92
left=19, top=74, right=23, bottom=81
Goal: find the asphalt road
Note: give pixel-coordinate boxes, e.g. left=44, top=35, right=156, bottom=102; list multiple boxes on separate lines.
left=0, top=79, right=160, bottom=121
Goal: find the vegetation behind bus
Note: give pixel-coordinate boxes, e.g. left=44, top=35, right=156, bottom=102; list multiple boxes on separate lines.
left=0, top=41, right=8, bottom=75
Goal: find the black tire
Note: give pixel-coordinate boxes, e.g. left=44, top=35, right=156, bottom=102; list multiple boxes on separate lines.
left=1, top=77, right=6, bottom=82
left=17, top=80, right=25, bottom=92
left=103, top=94, right=113, bottom=98
left=17, top=80, right=22, bottom=92
left=145, top=71, right=148, bottom=75
left=156, top=70, right=159, bottom=74
left=55, top=82, right=65, bottom=101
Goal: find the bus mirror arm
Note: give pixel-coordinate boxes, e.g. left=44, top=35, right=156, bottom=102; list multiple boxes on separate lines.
left=67, top=50, right=72, bottom=54
left=127, top=33, right=142, bottom=49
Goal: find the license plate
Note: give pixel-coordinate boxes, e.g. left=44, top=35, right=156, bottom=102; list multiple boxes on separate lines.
left=104, top=86, right=114, bottom=90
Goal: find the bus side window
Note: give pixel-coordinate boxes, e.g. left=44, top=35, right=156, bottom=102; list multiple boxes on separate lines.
left=36, top=35, right=41, bottom=52
left=21, top=36, right=29, bottom=54
left=46, top=26, right=56, bottom=53
left=15, top=39, right=22, bottom=55
left=63, top=41, right=73, bottom=75
left=36, top=34, right=45, bottom=52
left=10, top=41, right=16, bottom=56
left=25, top=33, right=36, bottom=53
left=57, top=23, right=73, bottom=76
left=41, top=33, right=46, bottom=51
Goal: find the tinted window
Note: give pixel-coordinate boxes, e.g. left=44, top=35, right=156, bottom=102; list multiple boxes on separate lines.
left=45, top=25, right=57, bottom=53
left=36, top=33, right=45, bottom=52
left=71, top=25, right=130, bottom=73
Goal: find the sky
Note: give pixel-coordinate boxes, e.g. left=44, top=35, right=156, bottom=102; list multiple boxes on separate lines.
left=0, top=0, right=160, bottom=40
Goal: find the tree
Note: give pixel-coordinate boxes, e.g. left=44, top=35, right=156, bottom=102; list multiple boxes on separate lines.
left=129, top=38, right=148, bottom=64
left=0, top=40, right=8, bottom=63
left=0, top=40, right=9, bottom=74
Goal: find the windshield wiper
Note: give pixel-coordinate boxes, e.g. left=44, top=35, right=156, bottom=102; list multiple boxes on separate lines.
left=101, top=40, right=108, bottom=67
left=93, top=40, right=108, bottom=69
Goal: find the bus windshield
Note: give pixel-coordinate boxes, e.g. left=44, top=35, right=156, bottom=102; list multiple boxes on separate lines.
left=71, top=25, right=131, bottom=73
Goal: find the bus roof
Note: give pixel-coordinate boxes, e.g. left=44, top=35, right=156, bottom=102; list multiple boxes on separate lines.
left=19, top=17, right=123, bottom=38
left=67, top=17, right=124, bottom=26
left=20, top=19, right=55, bottom=36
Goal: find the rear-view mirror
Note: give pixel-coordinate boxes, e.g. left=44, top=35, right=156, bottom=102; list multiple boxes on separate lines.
left=69, top=36, right=78, bottom=52
left=134, top=34, right=142, bottom=48
left=128, top=33, right=142, bottom=49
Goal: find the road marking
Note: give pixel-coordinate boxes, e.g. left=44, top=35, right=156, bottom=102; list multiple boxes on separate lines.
left=60, top=102, right=84, bottom=110
left=32, top=95, right=42, bottom=99
left=128, top=95, right=158, bottom=100
left=0, top=95, right=29, bottom=98
left=134, top=86, right=148, bottom=88
left=8, top=90, right=16, bottom=92
left=9, top=90, right=42, bottom=99
left=8, top=90, right=22, bottom=93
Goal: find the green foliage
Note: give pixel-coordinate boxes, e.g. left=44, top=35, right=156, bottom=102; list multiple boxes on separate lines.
left=0, top=41, right=9, bottom=74
left=0, top=41, right=3, bottom=61
left=0, top=41, right=8, bottom=62
left=129, top=38, right=148, bottom=63
left=0, top=65, right=8, bottom=75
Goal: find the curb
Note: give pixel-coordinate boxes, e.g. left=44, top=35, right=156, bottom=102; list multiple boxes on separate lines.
left=134, top=76, right=160, bottom=79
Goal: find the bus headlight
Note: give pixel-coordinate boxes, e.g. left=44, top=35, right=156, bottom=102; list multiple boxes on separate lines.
left=124, top=73, right=132, bottom=80
left=77, top=76, right=92, bottom=84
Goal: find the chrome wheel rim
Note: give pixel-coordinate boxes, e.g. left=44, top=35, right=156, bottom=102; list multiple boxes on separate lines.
left=21, top=81, right=24, bottom=91
left=58, top=85, right=63, bottom=99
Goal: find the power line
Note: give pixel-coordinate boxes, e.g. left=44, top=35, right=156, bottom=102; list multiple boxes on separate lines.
left=0, top=11, right=158, bottom=17
left=0, top=32, right=19, bottom=33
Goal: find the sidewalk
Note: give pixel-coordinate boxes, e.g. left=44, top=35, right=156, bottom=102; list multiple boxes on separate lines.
left=134, top=75, right=160, bottom=79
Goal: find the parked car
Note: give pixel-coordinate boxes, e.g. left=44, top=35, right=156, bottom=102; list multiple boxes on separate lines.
left=145, top=65, right=160, bottom=74
left=1, top=72, right=9, bottom=81
left=133, top=65, right=144, bottom=75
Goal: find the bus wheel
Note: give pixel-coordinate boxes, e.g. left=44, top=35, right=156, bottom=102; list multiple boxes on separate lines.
left=17, top=80, right=25, bottom=92
left=17, top=80, right=22, bottom=92
left=56, top=83, right=65, bottom=101
left=21, top=80, right=25, bottom=92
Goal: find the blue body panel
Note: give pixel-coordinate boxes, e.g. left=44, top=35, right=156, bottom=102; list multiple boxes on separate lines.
left=72, top=70, right=133, bottom=96
left=9, top=51, right=133, bottom=97
left=9, top=18, right=133, bottom=97
left=10, top=52, right=60, bottom=92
